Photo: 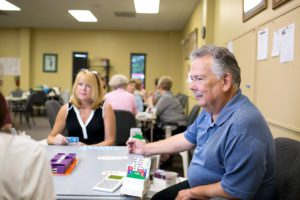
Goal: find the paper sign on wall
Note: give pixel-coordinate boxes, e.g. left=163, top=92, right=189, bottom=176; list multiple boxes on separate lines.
left=257, top=28, right=269, bottom=61
left=280, top=23, right=295, bottom=63
left=0, top=57, right=21, bottom=75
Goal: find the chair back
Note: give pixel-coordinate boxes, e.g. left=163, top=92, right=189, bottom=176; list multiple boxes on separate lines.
left=187, top=105, right=200, bottom=126
left=45, top=100, right=61, bottom=128
left=175, top=93, right=188, bottom=110
left=59, top=90, right=70, bottom=104
left=275, top=137, right=300, bottom=200
left=114, top=110, right=137, bottom=146
left=30, top=91, right=47, bottom=106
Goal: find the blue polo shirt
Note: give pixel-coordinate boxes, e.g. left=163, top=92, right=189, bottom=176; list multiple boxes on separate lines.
left=184, top=90, right=275, bottom=200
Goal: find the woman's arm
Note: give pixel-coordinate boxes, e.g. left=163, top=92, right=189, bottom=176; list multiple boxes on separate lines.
left=94, top=103, right=115, bottom=146
left=47, top=104, right=68, bottom=145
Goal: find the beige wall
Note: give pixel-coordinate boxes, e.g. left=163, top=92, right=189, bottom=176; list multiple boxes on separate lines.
left=213, top=0, right=300, bottom=141
left=1, top=29, right=182, bottom=96
left=0, top=29, right=20, bottom=95
left=183, top=0, right=300, bottom=140
left=181, top=0, right=215, bottom=112
left=213, top=0, right=300, bottom=45
left=181, top=1, right=203, bottom=112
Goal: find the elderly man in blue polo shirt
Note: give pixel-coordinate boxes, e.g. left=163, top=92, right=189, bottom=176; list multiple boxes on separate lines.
left=126, top=44, right=275, bottom=200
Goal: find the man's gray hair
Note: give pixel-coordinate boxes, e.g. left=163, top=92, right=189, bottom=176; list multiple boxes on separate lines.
left=190, top=44, right=241, bottom=88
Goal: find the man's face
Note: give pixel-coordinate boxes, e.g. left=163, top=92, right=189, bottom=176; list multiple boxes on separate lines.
left=189, top=56, right=225, bottom=113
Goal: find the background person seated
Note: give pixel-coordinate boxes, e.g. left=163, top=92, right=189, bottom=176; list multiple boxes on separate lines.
left=133, top=78, right=147, bottom=102
left=127, top=79, right=144, bottom=112
left=147, top=76, right=187, bottom=141
left=0, top=92, right=55, bottom=200
left=0, top=92, right=12, bottom=133
left=105, top=74, right=137, bottom=115
left=145, top=77, right=160, bottom=107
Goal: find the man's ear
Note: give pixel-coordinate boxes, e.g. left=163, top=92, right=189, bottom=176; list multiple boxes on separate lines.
left=222, top=73, right=233, bottom=91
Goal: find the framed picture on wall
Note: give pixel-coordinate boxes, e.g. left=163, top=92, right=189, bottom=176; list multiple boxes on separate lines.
left=243, top=0, right=267, bottom=22
left=272, top=0, right=290, bottom=9
left=189, top=28, right=198, bottom=56
left=183, top=38, right=190, bottom=60
left=43, top=53, right=57, bottom=73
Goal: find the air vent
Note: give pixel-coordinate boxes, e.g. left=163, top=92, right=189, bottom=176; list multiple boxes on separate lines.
left=114, top=12, right=136, bottom=17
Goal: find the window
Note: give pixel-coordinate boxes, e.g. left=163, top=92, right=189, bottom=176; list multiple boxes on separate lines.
left=130, top=53, right=146, bottom=87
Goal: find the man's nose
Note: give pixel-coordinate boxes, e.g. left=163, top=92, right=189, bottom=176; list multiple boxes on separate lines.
left=189, top=81, right=196, bottom=91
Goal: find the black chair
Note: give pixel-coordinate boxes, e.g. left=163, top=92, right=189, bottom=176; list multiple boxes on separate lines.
left=187, top=105, right=200, bottom=126
left=12, top=93, right=37, bottom=128
left=186, top=105, right=200, bottom=163
left=275, top=137, right=300, bottom=200
left=31, top=91, right=47, bottom=115
left=114, top=110, right=137, bottom=146
left=45, top=100, right=61, bottom=128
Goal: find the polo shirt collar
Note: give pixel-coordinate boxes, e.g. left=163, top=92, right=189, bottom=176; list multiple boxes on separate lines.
left=162, top=91, right=172, bottom=96
left=213, top=89, right=247, bottom=126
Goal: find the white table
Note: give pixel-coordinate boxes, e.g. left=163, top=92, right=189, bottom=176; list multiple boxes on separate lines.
left=136, top=112, right=156, bottom=142
left=45, top=145, right=138, bottom=200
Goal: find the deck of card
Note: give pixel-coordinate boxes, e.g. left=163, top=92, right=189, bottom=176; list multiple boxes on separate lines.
left=67, top=137, right=79, bottom=144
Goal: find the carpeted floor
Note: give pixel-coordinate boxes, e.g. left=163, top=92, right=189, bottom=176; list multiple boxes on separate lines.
left=12, top=113, right=51, bottom=141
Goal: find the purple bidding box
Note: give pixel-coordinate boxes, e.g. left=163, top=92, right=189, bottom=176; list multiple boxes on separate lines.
left=51, top=153, right=76, bottom=174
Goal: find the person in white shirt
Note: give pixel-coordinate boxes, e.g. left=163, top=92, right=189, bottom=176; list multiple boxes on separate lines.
left=0, top=92, right=55, bottom=200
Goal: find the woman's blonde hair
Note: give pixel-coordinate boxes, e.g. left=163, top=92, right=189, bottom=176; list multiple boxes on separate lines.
left=134, top=79, right=142, bottom=90
left=70, top=70, right=104, bottom=109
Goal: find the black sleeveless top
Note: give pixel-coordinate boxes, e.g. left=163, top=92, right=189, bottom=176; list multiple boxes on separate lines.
left=66, top=103, right=105, bottom=145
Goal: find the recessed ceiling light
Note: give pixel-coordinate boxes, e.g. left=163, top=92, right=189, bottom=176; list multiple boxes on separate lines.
left=134, top=0, right=160, bottom=14
left=0, top=0, right=21, bottom=11
left=68, top=10, right=97, bottom=22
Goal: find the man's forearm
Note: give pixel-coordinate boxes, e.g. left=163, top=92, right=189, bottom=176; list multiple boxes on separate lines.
left=186, top=182, right=238, bottom=200
left=143, top=134, right=193, bottom=156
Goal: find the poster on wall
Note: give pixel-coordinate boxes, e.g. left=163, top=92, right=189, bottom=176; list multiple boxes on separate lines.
left=0, top=57, right=21, bottom=75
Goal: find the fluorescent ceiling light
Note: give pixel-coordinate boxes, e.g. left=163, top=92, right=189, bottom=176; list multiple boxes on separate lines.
left=68, top=10, right=97, bottom=22
left=0, top=0, right=21, bottom=11
left=134, top=0, right=160, bottom=14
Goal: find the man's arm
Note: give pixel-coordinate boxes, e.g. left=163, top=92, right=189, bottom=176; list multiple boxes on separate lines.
left=176, top=182, right=239, bottom=200
left=127, top=133, right=195, bottom=156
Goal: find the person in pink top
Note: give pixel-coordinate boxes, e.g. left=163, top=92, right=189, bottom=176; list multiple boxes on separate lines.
left=105, top=74, right=137, bottom=115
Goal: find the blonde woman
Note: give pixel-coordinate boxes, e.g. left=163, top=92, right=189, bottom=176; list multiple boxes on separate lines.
left=47, top=69, right=115, bottom=146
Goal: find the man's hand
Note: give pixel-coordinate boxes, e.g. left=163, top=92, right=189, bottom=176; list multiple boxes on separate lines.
left=176, top=189, right=193, bottom=200
left=126, top=138, right=145, bottom=155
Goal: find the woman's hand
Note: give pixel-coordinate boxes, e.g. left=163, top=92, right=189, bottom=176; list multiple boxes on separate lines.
left=53, top=134, right=68, bottom=145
